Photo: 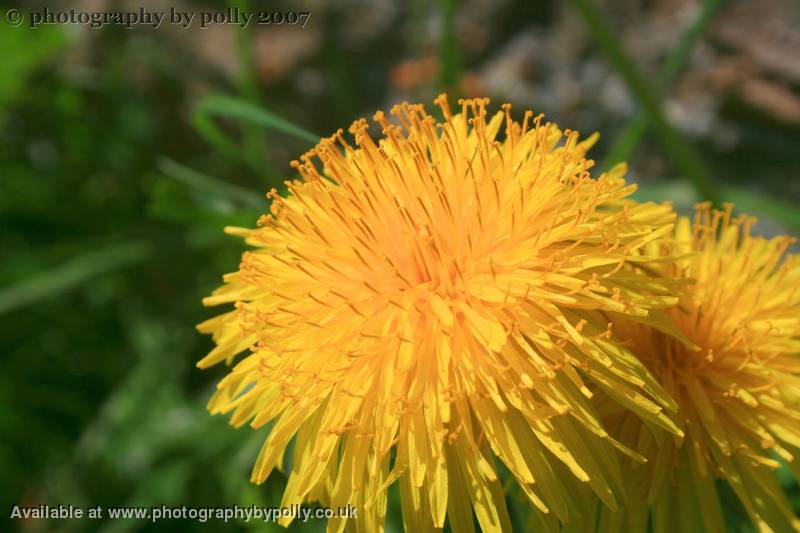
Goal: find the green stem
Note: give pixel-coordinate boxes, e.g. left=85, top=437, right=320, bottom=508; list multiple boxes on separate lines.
left=230, top=0, right=271, bottom=182
left=569, top=0, right=719, bottom=203
left=603, top=0, right=726, bottom=171
left=439, top=0, right=461, bottom=97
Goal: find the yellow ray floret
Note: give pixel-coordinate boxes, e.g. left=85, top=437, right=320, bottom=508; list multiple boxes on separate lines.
left=198, top=95, right=686, bottom=532
left=593, top=203, right=800, bottom=533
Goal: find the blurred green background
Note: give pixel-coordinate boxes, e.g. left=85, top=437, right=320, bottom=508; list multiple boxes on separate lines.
left=2, top=0, right=799, bottom=531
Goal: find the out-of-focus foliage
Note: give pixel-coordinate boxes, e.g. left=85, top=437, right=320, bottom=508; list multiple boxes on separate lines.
left=1, top=0, right=799, bottom=531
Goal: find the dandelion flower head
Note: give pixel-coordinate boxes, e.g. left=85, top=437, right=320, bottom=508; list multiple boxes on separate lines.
left=596, top=204, right=800, bottom=533
left=198, top=96, right=687, bottom=532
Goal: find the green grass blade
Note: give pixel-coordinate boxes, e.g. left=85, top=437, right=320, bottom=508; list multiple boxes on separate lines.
left=192, top=94, right=319, bottom=161
left=0, top=242, right=151, bottom=315
left=157, top=157, right=264, bottom=209
left=568, top=0, right=719, bottom=203
left=656, top=0, right=726, bottom=88
left=603, top=0, right=726, bottom=170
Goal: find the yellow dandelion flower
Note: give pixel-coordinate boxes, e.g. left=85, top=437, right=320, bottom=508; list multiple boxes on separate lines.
left=198, top=95, right=685, bottom=532
left=594, top=204, right=800, bottom=533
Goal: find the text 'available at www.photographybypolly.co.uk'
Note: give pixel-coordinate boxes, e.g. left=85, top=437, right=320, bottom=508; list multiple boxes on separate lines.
left=9, top=503, right=358, bottom=524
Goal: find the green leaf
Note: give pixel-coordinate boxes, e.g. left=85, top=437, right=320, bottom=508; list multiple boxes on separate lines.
left=721, top=185, right=800, bottom=232
left=631, top=181, right=699, bottom=210
left=634, top=181, right=800, bottom=232
left=0, top=18, right=68, bottom=109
